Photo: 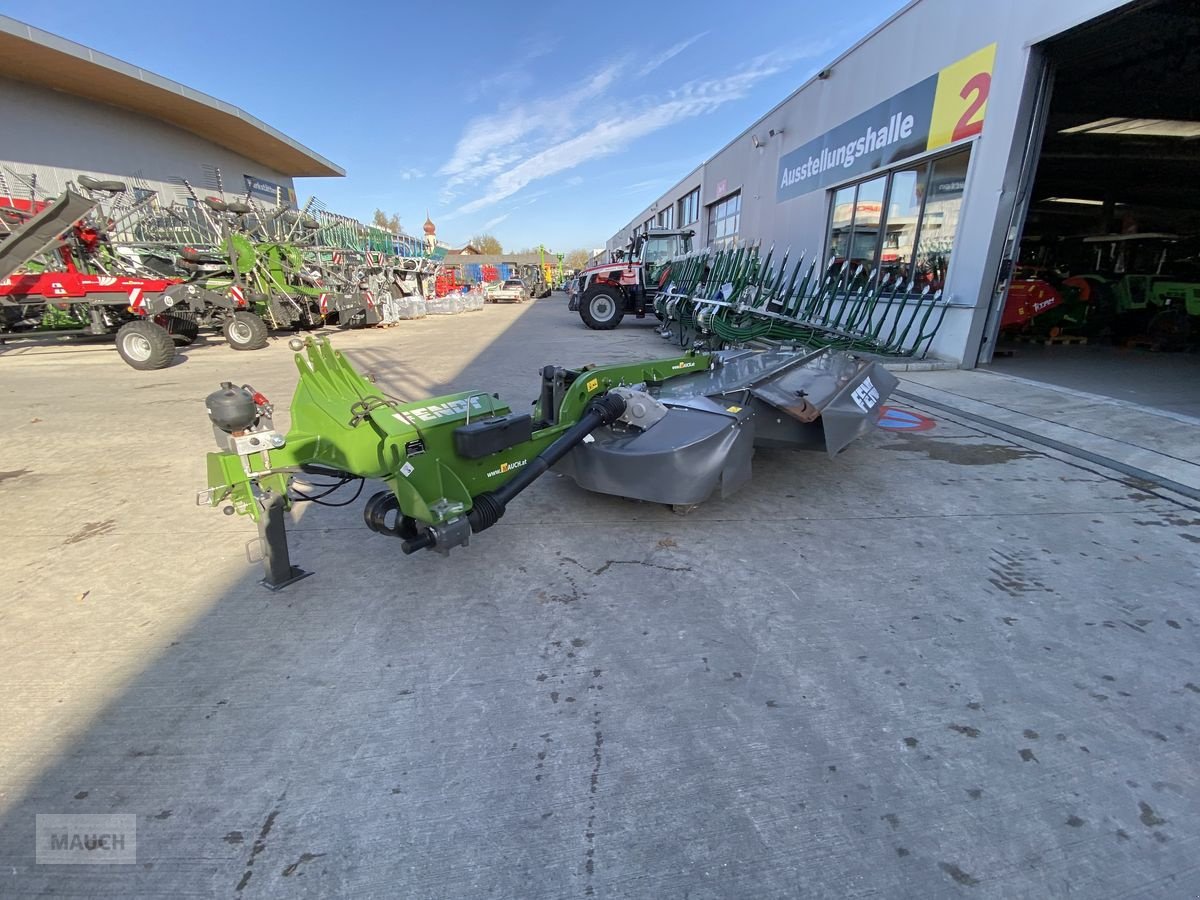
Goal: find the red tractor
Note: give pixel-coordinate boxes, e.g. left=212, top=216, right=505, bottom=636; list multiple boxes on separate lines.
left=571, top=229, right=693, bottom=329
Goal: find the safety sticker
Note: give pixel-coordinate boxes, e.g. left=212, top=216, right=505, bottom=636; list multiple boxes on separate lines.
left=726, top=405, right=743, bottom=413
left=399, top=462, right=414, bottom=477
left=586, top=378, right=599, bottom=392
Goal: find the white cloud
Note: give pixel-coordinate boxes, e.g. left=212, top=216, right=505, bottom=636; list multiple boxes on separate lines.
left=463, top=36, right=561, bottom=102
left=481, top=213, right=509, bottom=230
left=614, top=177, right=670, bottom=197
left=453, top=49, right=810, bottom=215
left=437, top=64, right=620, bottom=202
left=398, top=167, right=425, bottom=181
left=435, top=39, right=830, bottom=230
left=636, top=32, right=708, bottom=78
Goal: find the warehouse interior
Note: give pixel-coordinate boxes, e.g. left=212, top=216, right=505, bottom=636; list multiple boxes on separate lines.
left=987, top=0, right=1200, bottom=416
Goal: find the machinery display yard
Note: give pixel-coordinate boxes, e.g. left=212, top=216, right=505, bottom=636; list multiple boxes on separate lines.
left=1, top=297, right=1197, bottom=898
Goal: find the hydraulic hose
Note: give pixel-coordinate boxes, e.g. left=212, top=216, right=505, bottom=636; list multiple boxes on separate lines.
left=466, top=391, right=627, bottom=535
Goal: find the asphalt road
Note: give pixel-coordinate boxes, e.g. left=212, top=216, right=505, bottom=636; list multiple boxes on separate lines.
left=1, top=295, right=1197, bottom=898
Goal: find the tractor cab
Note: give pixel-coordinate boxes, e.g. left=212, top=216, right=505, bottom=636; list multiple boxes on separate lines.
left=1079, top=233, right=1199, bottom=310
left=1073, top=233, right=1200, bottom=345
left=635, top=229, right=693, bottom=287
left=1081, top=232, right=1182, bottom=278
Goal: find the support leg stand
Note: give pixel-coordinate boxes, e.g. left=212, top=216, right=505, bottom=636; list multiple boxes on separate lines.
left=258, top=490, right=312, bottom=591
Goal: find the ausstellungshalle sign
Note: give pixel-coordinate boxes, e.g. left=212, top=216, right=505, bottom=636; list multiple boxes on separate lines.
left=776, top=44, right=996, bottom=203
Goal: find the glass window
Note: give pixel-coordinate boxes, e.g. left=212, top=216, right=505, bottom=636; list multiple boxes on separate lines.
left=678, top=187, right=700, bottom=226
left=656, top=206, right=674, bottom=229
left=643, top=237, right=674, bottom=267
left=847, top=175, right=885, bottom=271
left=882, top=164, right=927, bottom=283
left=824, top=149, right=969, bottom=290
left=828, top=186, right=856, bottom=263
left=706, top=191, right=741, bottom=249
left=913, top=150, right=968, bottom=290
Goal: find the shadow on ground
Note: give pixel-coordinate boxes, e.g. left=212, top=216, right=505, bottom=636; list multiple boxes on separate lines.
left=1, top=298, right=1198, bottom=898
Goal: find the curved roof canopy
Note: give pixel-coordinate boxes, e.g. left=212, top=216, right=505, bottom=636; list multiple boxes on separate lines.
left=0, top=16, right=344, bottom=177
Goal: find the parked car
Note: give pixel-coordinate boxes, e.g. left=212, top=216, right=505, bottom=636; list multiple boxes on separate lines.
left=489, top=278, right=529, bottom=303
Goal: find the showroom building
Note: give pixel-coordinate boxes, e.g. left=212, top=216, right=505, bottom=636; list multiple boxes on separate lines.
left=606, top=0, right=1200, bottom=368
left=0, top=16, right=341, bottom=211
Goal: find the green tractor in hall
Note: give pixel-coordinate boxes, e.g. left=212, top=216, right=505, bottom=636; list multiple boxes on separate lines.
left=1071, top=233, right=1200, bottom=349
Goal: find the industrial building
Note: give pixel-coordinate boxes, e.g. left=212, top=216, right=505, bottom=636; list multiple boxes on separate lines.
left=0, top=15, right=342, bottom=209
left=607, top=0, right=1200, bottom=381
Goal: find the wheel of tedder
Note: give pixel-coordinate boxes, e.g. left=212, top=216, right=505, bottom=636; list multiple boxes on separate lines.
left=580, top=284, right=625, bottom=330
left=115, top=320, right=175, bottom=370
left=223, top=311, right=269, bottom=351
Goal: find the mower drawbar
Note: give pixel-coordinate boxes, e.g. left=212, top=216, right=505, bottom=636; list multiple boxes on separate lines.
left=399, top=390, right=628, bottom=554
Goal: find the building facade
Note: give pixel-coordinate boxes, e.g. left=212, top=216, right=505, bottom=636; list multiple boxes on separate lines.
left=605, top=0, right=1147, bottom=366
left=0, top=16, right=341, bottom=210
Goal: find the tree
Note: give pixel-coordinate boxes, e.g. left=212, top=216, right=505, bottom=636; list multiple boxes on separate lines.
left=565, top=248, right=591, bottom=270
left=470, top=233, right=503, bottom=255
left=372, top=209, right=401, bottom=232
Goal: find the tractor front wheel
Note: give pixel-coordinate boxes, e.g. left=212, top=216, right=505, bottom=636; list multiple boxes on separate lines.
left=580, top=285, right=625, bottom=330
left=223, top=311, right=269, bottom=351
left=115, top=320, right=176, bottom=370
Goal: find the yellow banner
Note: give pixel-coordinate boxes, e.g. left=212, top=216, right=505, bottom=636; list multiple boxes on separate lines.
left=928, top=43, right=997, bottom=151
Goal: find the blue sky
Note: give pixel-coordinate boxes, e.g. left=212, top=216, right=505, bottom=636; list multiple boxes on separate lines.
left=3, top=0, right=907, bottom=251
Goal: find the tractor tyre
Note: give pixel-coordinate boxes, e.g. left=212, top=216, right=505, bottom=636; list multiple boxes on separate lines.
left=115, top=320, right=176, bottom=370
left=161, top=314, right=200, bottom=345
left=580, top=285, right=625, bottom=330
left=1147, top=308, right=1191, bottom=351
left=223, top=311, right=269, bottom=351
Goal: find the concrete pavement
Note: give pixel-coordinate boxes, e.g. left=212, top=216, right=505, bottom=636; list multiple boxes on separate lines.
left=1, top=296, right=1197, bottom=898
left=898, top=368, right=1200, bottom=499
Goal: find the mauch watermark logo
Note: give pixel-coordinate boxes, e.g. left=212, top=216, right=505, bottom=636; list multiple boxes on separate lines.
left=36, top=814, right=136, bottom=865
left=486, top=459, right=527, bottom=478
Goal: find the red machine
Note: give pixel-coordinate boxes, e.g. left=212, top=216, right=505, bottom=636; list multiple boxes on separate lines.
left=1, top=190, right=183, bottom=368
left=434, top=267, right=461, bottom=297
left=1000, top=278, right=1064, bottom=329
left=571, top=228, right=694, bottom=330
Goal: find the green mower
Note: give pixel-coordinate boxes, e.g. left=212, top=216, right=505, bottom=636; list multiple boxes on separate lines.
left=202, top=337, right=897, bottom=589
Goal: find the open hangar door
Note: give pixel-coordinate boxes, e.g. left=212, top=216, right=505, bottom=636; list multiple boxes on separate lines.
left=986, top=0, right=1200, bottom=417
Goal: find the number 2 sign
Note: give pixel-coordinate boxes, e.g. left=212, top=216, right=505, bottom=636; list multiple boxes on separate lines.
left=927, top=43, right=997, bottom=152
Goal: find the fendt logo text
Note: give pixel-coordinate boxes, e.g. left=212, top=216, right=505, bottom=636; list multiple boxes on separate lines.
left=398, top=396, right=488, bottom=422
